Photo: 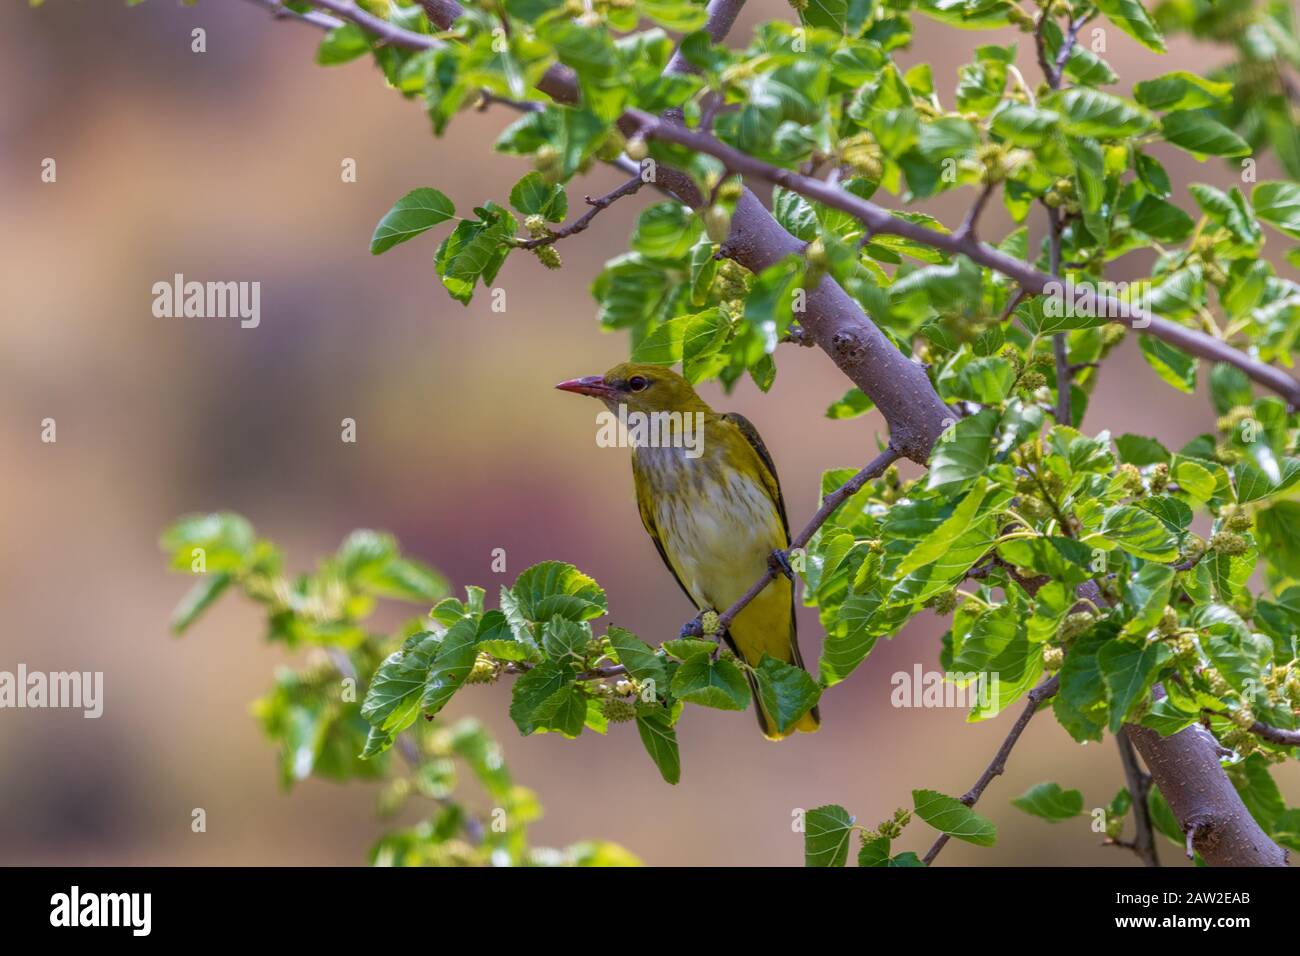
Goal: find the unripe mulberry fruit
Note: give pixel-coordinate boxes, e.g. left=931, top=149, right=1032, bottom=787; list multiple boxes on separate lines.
left=534, top=245, right=563, bottom=270
left=704, top=205, right=732, bottom=243
left=1209, top=530, right=1248, bottom=555
left=601, top=698, right=636, bottom=723
left=624, top=136, right=648, bottom=162
left=700, top=610, right=721, bottom=635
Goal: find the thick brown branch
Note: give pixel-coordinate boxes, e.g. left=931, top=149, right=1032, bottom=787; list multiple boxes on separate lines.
left=923, top=675, right=1060, bottom=865
left=1127, top=721, right=1288, bottom=865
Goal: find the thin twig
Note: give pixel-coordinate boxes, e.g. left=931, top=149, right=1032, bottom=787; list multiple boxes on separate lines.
left=519, top=176, right=645, bottom=249
left=309, top=0, right=441, bottom=49
left=247, top=0, right=342, bottom=28
left=1116, top=729, right=1160, bottom=867
left=955, top=182, right=996, bottom=243
left=923, top=675, right=1061, bottom=865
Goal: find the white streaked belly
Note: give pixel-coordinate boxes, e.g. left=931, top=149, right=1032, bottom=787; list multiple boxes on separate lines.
left=638, top=445, right=784, bottom=610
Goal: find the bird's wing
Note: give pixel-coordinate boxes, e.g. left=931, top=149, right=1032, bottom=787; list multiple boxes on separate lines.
left=631, top=458, right=698, bottom=608
left=722, top=412, right=790, bottom=542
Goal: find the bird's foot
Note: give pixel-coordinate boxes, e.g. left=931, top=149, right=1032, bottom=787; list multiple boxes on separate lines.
left=679, top=613, right=705, bottom=639
left=768, top=548, right=794, bottom=580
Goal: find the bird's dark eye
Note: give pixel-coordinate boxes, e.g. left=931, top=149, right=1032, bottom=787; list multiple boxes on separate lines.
left=628, top=375, right=649, bottom=392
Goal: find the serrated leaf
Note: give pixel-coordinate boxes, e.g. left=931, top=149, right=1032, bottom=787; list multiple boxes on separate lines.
left=805, top=805, right=855, bottom=866
left=912, top=789, right=997, bottom=847
left=1012, top=782, right=1084, bottom=822
left=371, top=188, right=456, bottom=254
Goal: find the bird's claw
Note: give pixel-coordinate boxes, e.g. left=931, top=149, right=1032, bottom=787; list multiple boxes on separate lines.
left=679, top=614, right=705, bottom=639
left=769, top=548, right=794, bottom=580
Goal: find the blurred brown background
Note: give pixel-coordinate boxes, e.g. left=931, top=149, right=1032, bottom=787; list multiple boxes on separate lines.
left=1, top=0, right=1296, bottom=866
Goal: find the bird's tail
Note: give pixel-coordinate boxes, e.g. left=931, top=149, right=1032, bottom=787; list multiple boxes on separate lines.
left=747, top=671, right=821, bottom=740
left=738, top=615, right=820, bottom=741
left=728, top=577, right=820, bottom=740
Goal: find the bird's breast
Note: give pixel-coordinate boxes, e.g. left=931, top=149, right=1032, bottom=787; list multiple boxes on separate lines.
left=636, top=443, right=785, bottom=609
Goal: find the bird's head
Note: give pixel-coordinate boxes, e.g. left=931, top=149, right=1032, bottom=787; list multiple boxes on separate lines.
left=555, top=363, right=708, bottom=415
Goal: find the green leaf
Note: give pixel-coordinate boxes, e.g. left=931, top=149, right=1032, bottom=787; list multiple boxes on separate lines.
left=506, top=561, right=607, bottom=624
left=1043, top=88, right=1153, bottom=139
left=826, top=387, right=875, bottom=420
left=161, top=512, right=255, bottom=573
left=671, top=653, right=750, bottom=710
left=1115, top=434, right=1170, bottom=466
left=1099, top=505, right=1180, bottom=562
left=1139, top=336, right=1198, bottom=394
left=896, top=479, right=988, bottom=577
left=421, top=617, right=481, bottom=716
left=606, top=626, right=668, bottom=689
left=317, top=24, right=371, bottom=66
left=1129, top=196, right=1195, bottom=242
left=631, top=315, right=690, bottom=364
left=1094, top=0, right=1165, bottom=52
left=631, top=202, right=702, bottom=260
left=927, top=409, right=998, bottom=492
left=371, top=187, right=456, bottom=254
left=434, top=204, right=515, bottom=304
left=912, top=789, right=997, bottom=847
left=804, top=805, right=855, bottom=867
left=1161, top=112, right=1251, bottom=158
left=635, top=708, right=680, bottom=784
left=753, top=655, right=821, bottom=734
left=509, top=660, right=576, bottom=735
left=1253, top=182, right=1300, bottom=238
left=1099, top=639, right=1169, bottom=732
left=535, top=685, right=588, bottom=738
left=1012, top=782, right=1084, bottom=822
left=169, top=572, right=232, bottom=634
left=991, top=104, right=1060, bottom=147
left=1134, top=72, right=1232, bottom=111
left=1256, top=502, right=1300, bottom=577
left=361, top=632, right=441, bottom=734
left=509, top=171, right=567, bottom=222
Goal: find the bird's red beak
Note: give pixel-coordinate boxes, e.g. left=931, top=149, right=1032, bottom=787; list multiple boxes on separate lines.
left=555, top=376, right=615, bottom=398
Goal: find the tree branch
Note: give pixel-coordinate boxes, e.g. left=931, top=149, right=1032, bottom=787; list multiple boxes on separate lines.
left=246, top=0, right=1291, bottom=868
left=518, top=175, right=644, bottom=249
left=1127, top=721, right=1287, bottom=866
left=1116, top=728, right=1160, bottom=866
left=627, top=110, right=1300, bottom=409
left=247, top=0, right=342, bottom=29
left=922, top=675, right=1060, bottom=865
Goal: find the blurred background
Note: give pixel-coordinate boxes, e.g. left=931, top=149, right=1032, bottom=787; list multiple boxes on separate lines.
left=1, top=0, right=1296, bottom=866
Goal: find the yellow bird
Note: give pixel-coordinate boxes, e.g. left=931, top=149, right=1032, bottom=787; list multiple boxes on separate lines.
left=557, top=362, right=819, bottom=739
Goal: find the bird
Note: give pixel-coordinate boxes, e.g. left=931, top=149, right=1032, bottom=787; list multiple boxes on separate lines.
left=556, top=362, right=820, bottom=739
